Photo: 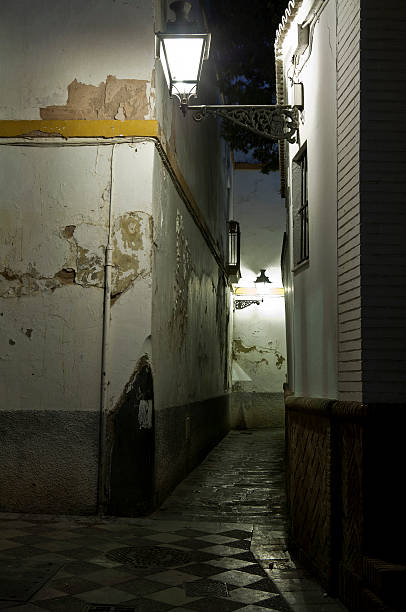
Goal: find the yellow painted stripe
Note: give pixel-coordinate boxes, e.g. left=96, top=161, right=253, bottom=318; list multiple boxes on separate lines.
left=0, top=120, right=158, bottom=139
left=235, top=287, right=285, bottom=296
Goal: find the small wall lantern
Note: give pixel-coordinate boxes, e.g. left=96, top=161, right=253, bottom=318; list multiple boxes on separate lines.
left=155, top=1, right=211, bottom=102
left=254, top=269, right=272, bottom=296
left=234, top=270, right=272, bottom=310
left=156, top=1, right=298, bottom=141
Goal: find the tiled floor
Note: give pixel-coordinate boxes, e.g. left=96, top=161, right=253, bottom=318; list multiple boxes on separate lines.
left=0, top=430, right=347, bottom=612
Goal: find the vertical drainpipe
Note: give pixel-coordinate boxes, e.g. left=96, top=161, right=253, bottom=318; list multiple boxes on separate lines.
left=97, top=143, right=116, bottom=515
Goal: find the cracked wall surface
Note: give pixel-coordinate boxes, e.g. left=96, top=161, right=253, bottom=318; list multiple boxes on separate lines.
left=0, top=0, right=231, bottom=515
left=152, top=155, right=229, bottom=412
left=0, top=143, right=154, bottom=412
left=0, top=141, right=154, bottom=513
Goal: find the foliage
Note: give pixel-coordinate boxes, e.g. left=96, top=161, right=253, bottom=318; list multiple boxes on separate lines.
left=202, top=0, right=288, bottom=171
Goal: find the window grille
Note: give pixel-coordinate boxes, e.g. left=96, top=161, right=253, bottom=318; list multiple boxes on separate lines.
left=298, top=153, right=309, bottom=263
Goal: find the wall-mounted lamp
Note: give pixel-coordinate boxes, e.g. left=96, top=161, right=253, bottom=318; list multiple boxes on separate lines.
left=254, top=269, right=272, bottom=296
left=155, top=1, right=211, bottom=102
left=156, top=1, right=299, bottom=143
left=227, top=220, right=241, bottom=283
left=234, top=270, right=272, bottom=310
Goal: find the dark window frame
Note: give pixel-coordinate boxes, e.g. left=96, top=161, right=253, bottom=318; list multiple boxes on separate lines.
left=292, top=143, right=309, bottom=268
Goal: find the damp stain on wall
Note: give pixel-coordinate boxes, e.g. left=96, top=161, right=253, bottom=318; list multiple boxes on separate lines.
left=274, top=350, right=286, bottom=370
left=40, top=75, right=150, bottom=120
left=0, top=212, right=152, bottom=300
left=112, top=211, right=152, bottom=297
left=215, top=270, right=227, bottom=364
left=171, top=210, right=192, bottom=342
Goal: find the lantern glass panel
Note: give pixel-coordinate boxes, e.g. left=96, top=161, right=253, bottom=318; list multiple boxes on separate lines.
left=255, top=282, right=272, bottom=296
left=162, top=36, right=205, bottom=94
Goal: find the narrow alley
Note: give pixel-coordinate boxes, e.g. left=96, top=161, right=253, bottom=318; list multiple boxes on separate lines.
left=0, top=430, right=347, bottom=612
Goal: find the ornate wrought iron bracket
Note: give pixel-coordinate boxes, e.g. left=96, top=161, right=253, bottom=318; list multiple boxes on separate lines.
left=234, top=299, right=261, bottom=310
left=186, top=104, right=299, bottom=143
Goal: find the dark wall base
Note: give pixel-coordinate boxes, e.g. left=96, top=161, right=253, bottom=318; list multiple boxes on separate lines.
left=154, top=394, right=230, bottom=508
left=0, top=411, right=99, bottom=514
left=108, top=358, right=154, bottom=517
left=230, top=392, right=285, bottom=429
left=285, top=395, right=406, bottom=611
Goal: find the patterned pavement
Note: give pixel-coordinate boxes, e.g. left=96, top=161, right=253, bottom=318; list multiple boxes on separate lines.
left=0, top=430, right=347, bottom=612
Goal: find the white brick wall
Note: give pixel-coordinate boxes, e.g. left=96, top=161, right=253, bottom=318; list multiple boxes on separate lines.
left=337, top=0, right=362, bottom=401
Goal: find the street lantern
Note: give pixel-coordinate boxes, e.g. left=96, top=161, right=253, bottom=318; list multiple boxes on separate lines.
left=254, top=269, right=272, bottom=296
left=156, top=1, right=299, bottom=142
left=156, top=34, right=210, bottom=101
left=155, top=1, right=210, bottom=103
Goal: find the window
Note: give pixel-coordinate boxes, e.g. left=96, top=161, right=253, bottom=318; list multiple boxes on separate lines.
left=292, top=145, right=309, bottom=266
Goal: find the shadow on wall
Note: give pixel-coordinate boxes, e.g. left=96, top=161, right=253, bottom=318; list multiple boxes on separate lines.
left=107, top=355, right=154, bottom=517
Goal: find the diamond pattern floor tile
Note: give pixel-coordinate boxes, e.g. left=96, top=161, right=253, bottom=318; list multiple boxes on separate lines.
left=211, top=569, right=264, bottom=587
left=228, top=587, right=276, bottom=604
left=109, top=577, right=168, bottom=596
left=186, top=596, right=243, bottom=611
left=206, top=558, right=256, bottom=570
left=143, top=569, right=200, bottom=586
left=36, top=596, right=86, bottom=611
left=75, top=586, right=137, bottom=604
left=0, top=430, right=341, bottom=612
left=180, top=562, right=227, bottom=577
left=144, top=586, right=200, bottom=606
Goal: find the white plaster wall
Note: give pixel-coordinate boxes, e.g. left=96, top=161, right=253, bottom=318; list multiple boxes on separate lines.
left=232, top=171, right=287, bottom=393
left=0, top=145, right=110, bottom=411
left=282, top=0, right=338, bottom=398
left=152, top=0, right=230, bottom=410
left=152, top=0, right=231, bottom=494
left=0, top=142, right=154, bottom=414
left=108, top=141, right=154, bottom=411
left=0, top=0, right=231, bottom=511
left=152, top=153, right=228, bottom=409
left=0, top=0, right=155, bottom=119
left=0, top=140, right=156, bottom=512
left=154, top=2, right=229, bottom=263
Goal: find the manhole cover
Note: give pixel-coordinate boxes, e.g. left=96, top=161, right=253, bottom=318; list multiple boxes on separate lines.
left=106, top=546, right=195, bottom=568
left=184, top=579, right=229, bottom=598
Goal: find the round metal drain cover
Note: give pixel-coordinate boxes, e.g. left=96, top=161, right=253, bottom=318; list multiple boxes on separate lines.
left=106, top=546, right=195, bottom=568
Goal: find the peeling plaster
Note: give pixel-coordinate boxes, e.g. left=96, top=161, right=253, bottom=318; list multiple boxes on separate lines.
left=0, top=265, right=63, bottom=298
left=54, top=268, right=76, bottom=285
left=233, top=338, right=286, bottom=371
left=274, top=350, right=286, bottom=370
left=1, top=211, right=152, bottom=300
left=233, top=338, right=257, bottom=355
left=62, top=225, right=76, bottom=239
left=255, top=358, right=269, bottom=366
left=40, top=76, right=150, bottom=121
